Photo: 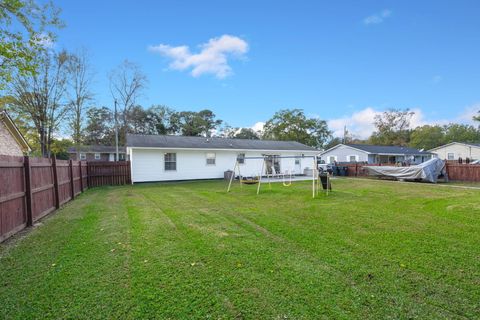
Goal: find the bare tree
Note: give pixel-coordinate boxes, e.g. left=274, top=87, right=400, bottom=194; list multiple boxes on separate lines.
left=9, top=50, right=70, bottom=157
left=369, top=108, right=414, bottom=146
left=109, top=60, right=147, bottom=144
left=67, top=49, right=94, bottom=147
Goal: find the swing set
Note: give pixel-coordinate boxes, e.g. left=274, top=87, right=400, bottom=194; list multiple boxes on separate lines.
left=226, top=155, right=331, bottom=198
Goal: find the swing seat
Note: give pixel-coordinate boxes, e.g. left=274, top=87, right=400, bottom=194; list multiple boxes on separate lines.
left=241, top=176, right=259, bottom=184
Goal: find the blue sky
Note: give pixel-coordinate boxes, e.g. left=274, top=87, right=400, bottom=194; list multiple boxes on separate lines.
left=55, top=0, right=480, bottom=138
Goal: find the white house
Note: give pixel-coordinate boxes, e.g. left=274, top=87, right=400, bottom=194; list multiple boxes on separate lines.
left=127, top=134, right=319, bottom=183
left=319, top=144, right=433, bottom=165
left=428, top=142, right=480, bottom=161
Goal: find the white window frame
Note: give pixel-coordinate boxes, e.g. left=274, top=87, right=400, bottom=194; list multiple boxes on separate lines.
left=94, top=153, right=101, bottom=160
left=347, top=155, right=359, bottom=162
left=447, top=152, right=454, bottom=160
left=206, top=152, right=216, bottom=165
left=79, top=153, right=86, bottom=160
left=237, top=153, right=245, bottom=165
left=328, top=155, right=337, bottom=164
left=164, top=153, right=177, bottom=171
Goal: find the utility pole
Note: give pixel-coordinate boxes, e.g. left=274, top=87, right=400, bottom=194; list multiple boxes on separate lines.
left=114, top=99, right=119, bottom=162
left=343, top=125, right=347, bottom=144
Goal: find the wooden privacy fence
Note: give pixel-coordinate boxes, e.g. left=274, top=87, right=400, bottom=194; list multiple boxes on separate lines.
left=338, top=162, right=480, bottom=181
left=446, top=163, right=480, bottom=181
left=0, top=157, right=130, bottom=242
left=87, top=161, right=131, bottom=187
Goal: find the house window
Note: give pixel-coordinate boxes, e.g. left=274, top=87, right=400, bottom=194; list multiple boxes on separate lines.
left=348, top=155, right=357, bottom=162
left=94, top=153, right=101, bottom=160
left=447, top=153, right=454, bottom=160
left=328, top=156, right=337, bottom=164
left=295, top=158, right=300, bottom=165
left=206, top=152, right=216, bottom=165
left=237, top=153, right=245, bottom=164
left=164, top=153, right=176, bottom=171
left=119, top=153, right=125, bottom=161
left=80, top=153, right=86, bottom=160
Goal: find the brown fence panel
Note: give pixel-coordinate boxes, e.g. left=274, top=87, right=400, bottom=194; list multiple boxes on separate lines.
left=0, top=155, right=26, bottom=242
left=30, top=157, right=55, bottom=222
left=72, top=160, right=82, bottom=196
left=446, top=164, right=480, bottom=181
left=87, top=161, right=131, bottom=187
left=1, top=157, right=131, bottom=242
left=341, top=163, right=376, bottom=177
left=56, top=159, right=72, bottom=205
left=81, top=161, right=88, bottom=191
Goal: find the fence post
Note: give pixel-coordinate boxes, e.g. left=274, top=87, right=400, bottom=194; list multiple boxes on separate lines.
left=69, top=159, right=75, bottom=200
left=52, top=157, right=60, bottom=209
left=86, top=162, right=90, bottom=188
left=24, top=156, right=33, bottom=227
left=79, top=161, right=84, bottom=193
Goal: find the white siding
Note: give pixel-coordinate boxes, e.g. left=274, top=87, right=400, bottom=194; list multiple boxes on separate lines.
left=130, top=148, right=318, bottom=182
left=319, top=145, right=369, bottom=163
left=430, top=143, right=480, bottom=161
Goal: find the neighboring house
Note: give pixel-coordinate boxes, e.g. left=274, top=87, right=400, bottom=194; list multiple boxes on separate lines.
left=0, top=110, right=31, bottom=156
left=126, top=134, right=319, bottom=182
left=68, top=145, right=127, bottom=161
left=319, top=144, right=433, bottom=165
left=428, top=142, right=480, bottom=161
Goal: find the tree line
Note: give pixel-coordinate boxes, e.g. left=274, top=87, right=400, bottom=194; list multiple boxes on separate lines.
left=0, top=1, right=332, bottom=157
left=326, top=109, right=480, bottom=150
left=1, top=1, right=479, bottom=159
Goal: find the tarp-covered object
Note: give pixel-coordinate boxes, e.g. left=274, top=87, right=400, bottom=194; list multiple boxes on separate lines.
left=364, top=158, right=446, bottom=183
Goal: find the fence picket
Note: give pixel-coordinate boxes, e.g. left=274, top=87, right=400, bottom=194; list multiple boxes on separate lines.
left=23, top=156, right=33, bottom=227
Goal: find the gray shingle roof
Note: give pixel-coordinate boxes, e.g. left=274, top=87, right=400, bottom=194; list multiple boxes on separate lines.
left=464, top=142, right=480, bottom=147
left=68, top=145, right=126, bottom=153
left=428, top=142, right=480, bottom=151
left=126, top=134, right=319, bottom=151
left=346, top=144, right=432, bottom=155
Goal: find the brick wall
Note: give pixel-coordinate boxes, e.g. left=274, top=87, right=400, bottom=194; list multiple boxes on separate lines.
left=0, top=121, right=23, bottom=156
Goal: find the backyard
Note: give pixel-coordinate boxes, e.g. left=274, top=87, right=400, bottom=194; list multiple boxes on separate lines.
left=0, top=179, right=479, bottom=319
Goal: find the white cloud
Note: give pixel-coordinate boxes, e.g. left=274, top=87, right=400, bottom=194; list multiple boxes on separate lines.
left=327, top=107, right=428, bottom=139
left=149, top=35, right=248, bottom=79
left=432, top=75, right=443, bottom=84
left=456, top=104, right=480, bottom=124
left=363, top=9, right=392, bottom=25
left=328, top=104, right=480, bottom=140
left=328, top=107, right=379, bottom=139
left=251, top=121, right=265, bottom=133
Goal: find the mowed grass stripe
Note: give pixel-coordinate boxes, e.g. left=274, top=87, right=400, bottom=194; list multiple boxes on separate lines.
left=0, top=179, right=479, bottom=319
left=130, top=181, right=476, bottom=318
left=0, top=188, right=134, bottom=319
left=129, top=183, right=361, bottom=319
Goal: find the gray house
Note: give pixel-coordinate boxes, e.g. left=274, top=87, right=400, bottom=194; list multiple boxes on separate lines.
left=319, top=144, right=433, bottom=165
left=68, top=145, right=127, bottom=162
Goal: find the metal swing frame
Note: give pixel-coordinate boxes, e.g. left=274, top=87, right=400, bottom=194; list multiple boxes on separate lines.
left=226, top=155, right=325, bottom=198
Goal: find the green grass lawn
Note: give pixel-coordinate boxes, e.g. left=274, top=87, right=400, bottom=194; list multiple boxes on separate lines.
left=1, top=179, right=479, bottom=319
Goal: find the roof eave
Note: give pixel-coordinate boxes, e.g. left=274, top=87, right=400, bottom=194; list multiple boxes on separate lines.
left=128, top=146, right=319, bottom=153
left=1, top=111, right=31, bottom=152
